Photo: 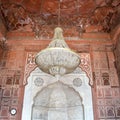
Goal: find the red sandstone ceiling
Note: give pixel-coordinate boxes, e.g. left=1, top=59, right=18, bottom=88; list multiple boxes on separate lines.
left=0, top=0, right=120, bottom=33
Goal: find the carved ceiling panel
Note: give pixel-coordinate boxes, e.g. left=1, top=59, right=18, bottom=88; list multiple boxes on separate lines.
left=0, top=0, right=120, bottom=33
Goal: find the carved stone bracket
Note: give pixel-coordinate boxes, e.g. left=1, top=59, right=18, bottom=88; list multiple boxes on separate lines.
left=79, top=53, right=93, bottom=86
left=23, top=52, right=37, bottom=85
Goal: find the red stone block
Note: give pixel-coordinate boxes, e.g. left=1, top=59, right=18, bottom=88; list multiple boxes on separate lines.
left=0, top=106, right=9, bottom=117
left=0, top=88, right=2, bottom=97
left=6, top=77, right=13, bottom=85
left=1, top=98, right=11, bottom=106
left=11, top=99, right=18, bottom=105
left=3, top=88, right=12, bottom=97
left=82, top=33, right=110, bottom=40
left=85, top=25, right=103, bottom=33
left=12, top=88, right=19, bottom=97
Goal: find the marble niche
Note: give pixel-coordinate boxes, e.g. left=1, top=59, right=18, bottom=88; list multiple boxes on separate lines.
left=22, top=67, right=94, bottom=120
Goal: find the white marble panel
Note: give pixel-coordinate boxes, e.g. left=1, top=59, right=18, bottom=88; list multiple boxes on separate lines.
left=22, top=67, right=94, bottom=120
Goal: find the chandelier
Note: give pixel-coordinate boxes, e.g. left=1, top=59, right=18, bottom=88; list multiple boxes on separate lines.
left=35, top=27, right=80, bottom=78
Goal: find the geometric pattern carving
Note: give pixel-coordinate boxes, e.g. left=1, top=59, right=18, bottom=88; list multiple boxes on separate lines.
left=114, top=99, right=120, bottom=106
left=105, top=99, right=113, bottom=106
left=115, top=106, right=120, bottom=117
left=106, top=106, right=115, bottom=118
left=0, top=68, right=21, bottom=120
left=112, top=88, right=120, bottom=97
left=94, top=68, right=119, bottom=87
left=1, top=98, right=11, bottom=106
left=97, top=99, right=105, bottom=105
left=0, top=106, right=9, bottom=117
left=3, top=88, right=12, bottom=97
left=98, top=106, right=106, bottom=118
left=98, top=105, right=120, bottom=119
left=104, top=88, right=112, bottom=98
left=93, top=51, right=120, bottom=120
left=97, top=88, right=104, bottom=98
left=102, top=72, right=110, bottom=85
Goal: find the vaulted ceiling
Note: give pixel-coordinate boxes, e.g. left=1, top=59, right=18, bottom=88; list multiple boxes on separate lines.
left=0, top=0, right=120, bottom=34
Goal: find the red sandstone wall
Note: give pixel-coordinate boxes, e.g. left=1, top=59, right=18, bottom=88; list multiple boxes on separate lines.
left=92, top=50, right=120, bottom=120
left=0, top=45, right=25, bottom=120
left=0, top=31, right=120, bottom=120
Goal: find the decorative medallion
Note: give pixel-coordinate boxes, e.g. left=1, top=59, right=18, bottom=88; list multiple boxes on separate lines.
left=73, top=78, right=82, bottom=87
left=34, top=77, right=44, bottom=87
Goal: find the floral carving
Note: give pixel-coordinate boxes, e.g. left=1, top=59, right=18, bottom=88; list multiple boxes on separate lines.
left=79, top=53, right=93, bottom=85
left=24, top=52, right=37, bottom=85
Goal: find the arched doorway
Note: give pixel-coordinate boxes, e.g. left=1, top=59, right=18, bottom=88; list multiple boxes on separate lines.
left=32, top=82, right=84, bottom=120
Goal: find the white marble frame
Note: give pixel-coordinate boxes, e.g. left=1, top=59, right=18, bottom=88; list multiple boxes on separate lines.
left=22, top=67, right=94, bottom=120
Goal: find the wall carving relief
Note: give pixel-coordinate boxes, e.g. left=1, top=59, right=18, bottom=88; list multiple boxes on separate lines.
left=0, top=68, right=22, bottom=120
left=22, top=66, right=94, bottom=120
left=93, top=51, right=120, bottom=120
left=79, top=53, right=93, bottom=85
